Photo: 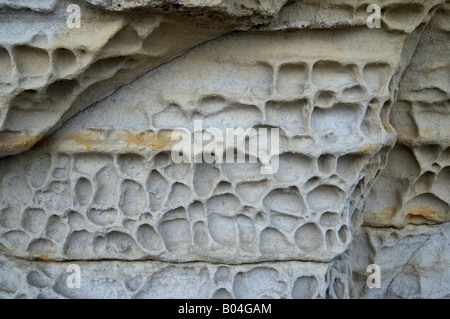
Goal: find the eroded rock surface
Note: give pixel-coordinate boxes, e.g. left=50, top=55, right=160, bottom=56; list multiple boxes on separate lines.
left=351, top=2, right=450, bottom=298
left=0, top=0, right=448, bottom=298
left=0, top=0, right=231, bottom=157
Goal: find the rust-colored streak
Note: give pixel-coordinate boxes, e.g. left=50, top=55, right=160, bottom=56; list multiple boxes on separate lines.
left=405, top=205, right=442, bottom=220
left=379, top=207, right=399, bottom=219
left=397, top=129, right=418, bottom=139
left=365, top=206, right=445, bottom=225
left=115, top=131, right=172, bottom=150
left=0, top=134, right=41, bottom=152
left=57, top=130, right=176, bottom=152
left=361, top=143, right=380, bottom=154
left=363, top=206, right=399, bottom=224
left=40, top=254, right=49, bottom=261
left=70, top=132, right=100, bottom=150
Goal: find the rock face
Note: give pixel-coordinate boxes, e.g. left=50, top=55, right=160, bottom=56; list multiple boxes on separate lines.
left=0, top=0, right=231, bottom=157
left=0, top=0, right=448, bottom=298
left=350, top=2, right=450, bottom=298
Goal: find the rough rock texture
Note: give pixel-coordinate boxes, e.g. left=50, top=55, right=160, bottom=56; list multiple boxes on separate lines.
left=0, top=253, right=340, bottom=299
left=0, top=0, right=449, bottom=298
left=350, top=223, right=450, bottom=298
left=1, top=26, right=407, bottom=263
left=348, top=2, right=450, bottom=298
left=363, top=2, right=450, bottom=228
left=0, top=0, right=231, bottom=157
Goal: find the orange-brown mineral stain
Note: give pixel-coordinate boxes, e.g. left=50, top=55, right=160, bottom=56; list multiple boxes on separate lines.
left=70, top=132, right=100, bottom=150
left=60, top=131, right=174, bottom=151
left=40, top=254, right=49, bottom=261
left=405, top=205, right=442, bottom=221
left=397, top=129, right=418, bottom=140
left=364, top=206, right=399, bottom=224
left=115, top=131, right=172, bottom=149
left=366, top=206, right=444, bottom=225
left=422, top=128, right=434, bottom=135
left=379, top=207, right=399, bottom=218
left=361, top=143, right=380, bottom=154
left=0, top=134, right=41, bottom=152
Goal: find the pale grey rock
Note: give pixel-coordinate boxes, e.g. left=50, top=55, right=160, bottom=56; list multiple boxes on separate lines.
left=0, top=23, right=419, bottom=263
left=0, top=254, right=335, bottom=299
left=0, top=0, right=448, bottom=299
left=0, top=0, right=230, bottom=157
left=350, top=224, right=450, bottom=299
left=85, top=0, right=288, bottom=20
left=363, top=3, right=450, bottom=228
left=352, top=3, right=450, bottom=299
left=262, top=0, right=443, bottom=32
left=0, top=0, right=58, bottom=12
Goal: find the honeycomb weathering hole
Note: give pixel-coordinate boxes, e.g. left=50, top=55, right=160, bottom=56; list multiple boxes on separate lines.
left=362, top=62, right=391, bottom=94
left=263, top=187, right=305, bottom=215
left=194, top=163, right=221, bottom=198
left=259, top=227, right=294, bottom=254
left=265, top=99, right=308, bottom=133
left=46, top=80, right=78, bottom=102
left=87, top=209, right=117, bottom=227
left=294, top=223, right=324, bottom=252
left=275, top=63, right=308, bottom=96
left=74, top=153, right=112, bottom=175
left=120, top=180, right=147, bottom=217
left=206, top=193, right=241, bottom=217
left=274, top=153, right=313, bottom=183
left=311, top=103, right=360, bottom=136
left=74, top=178, right=93, bottom=207
left=137, top=224, right=163, bottom=251
left=159, top=218, right=191, bottom=250
left=233, top=267, right=284, bottom=299
left=318, top=154, right=336, bottom=175
left=14, top=45, right=50, bottom=75
left=320, top=212, right=340, bottom=228
left=22, top=208, right=46, bottom=234
left=342, top=85, right=367, bottom=100
left=0, top=47, right=12, bottom=81
left=117, top=154, right=145, bottom=179
left=102, top=26, right=142, bottom=56
left=292, top=276, right=319, bottom=299
left=315, top=90, right=335, bottom=108
left=0, top=207, right=20, bottom=229
left=235, top=180, right=269, bottom=204
left=53, top=48, right=77, bottom=76
left=208, top=214, right=237, bottom=247
left=94, top=166, right=119, bottom=206
left=383, top=4, right=425, bottom=29
left=306, top=185, right=345, bottom=212
left=311, top=61, right=357, bottom=88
